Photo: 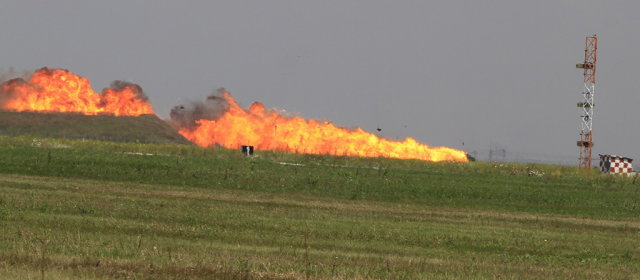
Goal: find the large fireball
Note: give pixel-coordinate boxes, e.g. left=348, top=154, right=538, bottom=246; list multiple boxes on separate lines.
left=0, top=67, right=153, bottom=116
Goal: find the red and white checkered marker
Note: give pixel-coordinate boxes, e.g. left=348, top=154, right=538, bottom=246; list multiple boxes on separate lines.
left=599, top=154, right=633, bottom=175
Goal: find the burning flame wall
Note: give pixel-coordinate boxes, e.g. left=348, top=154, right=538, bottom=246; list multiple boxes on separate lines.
left=0, top=67, right=467, bottom=162
left=173, top=89, right=468, bottom=162
left=0, top=67, right=153, bottom=116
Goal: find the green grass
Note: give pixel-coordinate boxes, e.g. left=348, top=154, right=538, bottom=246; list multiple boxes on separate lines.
left=0, top=135, right=639, bottom=279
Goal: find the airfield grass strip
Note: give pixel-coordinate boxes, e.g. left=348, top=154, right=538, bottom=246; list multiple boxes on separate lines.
left=1, top=173, right=639, bottom=279
left=0, top=136, right=639, bottom=219
left=0, top=136, right=639, bottom=278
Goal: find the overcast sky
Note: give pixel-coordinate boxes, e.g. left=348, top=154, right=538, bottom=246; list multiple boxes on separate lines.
left=1, top=0, right=639, bottom=164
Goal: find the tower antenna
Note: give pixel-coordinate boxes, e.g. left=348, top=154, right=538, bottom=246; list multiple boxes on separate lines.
left=576, top=34, right=597, bottom=168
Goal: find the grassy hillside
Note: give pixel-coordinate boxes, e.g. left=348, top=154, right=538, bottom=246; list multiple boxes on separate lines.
left=0, top=111, right=191, bottom=145
left=0, top=136, right=639, bottom=279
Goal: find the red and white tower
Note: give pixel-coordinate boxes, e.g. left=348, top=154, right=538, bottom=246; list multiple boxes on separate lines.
left=576, top=34, right=597, bottom=168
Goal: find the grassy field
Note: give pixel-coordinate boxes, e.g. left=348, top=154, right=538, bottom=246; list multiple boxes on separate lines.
left=0, top=135, right=639, bottom=279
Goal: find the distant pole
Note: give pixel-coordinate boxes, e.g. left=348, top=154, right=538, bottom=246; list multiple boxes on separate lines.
left=576, top=34, right=597, bottom=168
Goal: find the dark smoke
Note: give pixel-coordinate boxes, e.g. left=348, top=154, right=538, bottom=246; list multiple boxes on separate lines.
left=0, top=68, right=31, bottom=109
left=0, top=79, right=21, bottom=108
left=104, top=80, right=149, bottom=101
left=0, top=67, right=32, bottom=83
left=169, top=88, right=230, bottom=130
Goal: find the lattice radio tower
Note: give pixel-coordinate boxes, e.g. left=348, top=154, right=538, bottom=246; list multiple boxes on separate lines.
left=576, top=34, right=597, bottom=168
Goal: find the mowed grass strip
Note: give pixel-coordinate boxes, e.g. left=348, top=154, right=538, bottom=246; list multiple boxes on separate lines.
left=1, top=135, right=640, bottom=219
left=1, top=174, right=639, bottom=279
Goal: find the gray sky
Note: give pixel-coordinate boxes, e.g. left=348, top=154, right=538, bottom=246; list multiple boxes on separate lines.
left=1, top=0, right=639, bottom=165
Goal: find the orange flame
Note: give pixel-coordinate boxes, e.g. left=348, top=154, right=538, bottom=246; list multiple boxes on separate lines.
left=178, top=90, right=468, bottom=162
left=1, top=67, right=153, bottom=116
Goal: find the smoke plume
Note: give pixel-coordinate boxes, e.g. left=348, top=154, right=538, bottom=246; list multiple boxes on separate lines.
left=169, top=88, right=231, bottom=129
left=105, top=80, right=149, bottom=102
left=0, top=68, right=31, bottom=108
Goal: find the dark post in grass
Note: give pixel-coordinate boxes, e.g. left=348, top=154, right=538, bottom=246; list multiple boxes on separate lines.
left=241, top=145, right=254, bottom=156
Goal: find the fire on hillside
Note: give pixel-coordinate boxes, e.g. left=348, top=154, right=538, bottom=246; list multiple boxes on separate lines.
left=0, top=67, right=153, bottom=116
left=171, top=89, right=468, bottom=162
